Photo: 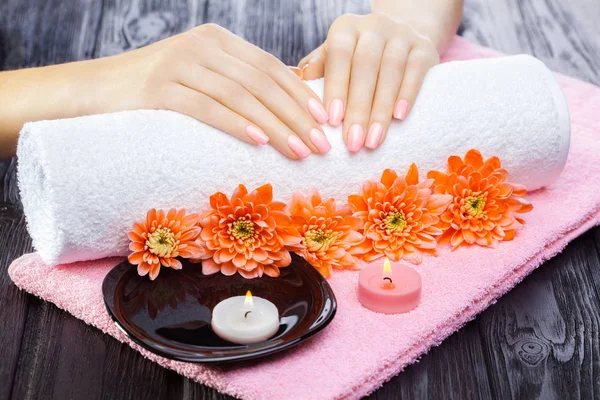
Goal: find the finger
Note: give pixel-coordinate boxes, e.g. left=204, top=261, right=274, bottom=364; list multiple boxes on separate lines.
left=323, top=23, right=358, bottom=127
left=342, top=32, right=385, bottom=152
left=164, top=85, right=262, bottom=147
left=213, top=30, right=330, bottom=127
left=208, top=51, right=330, bottom=154
left=178, top=63, right=310, bottom=159
left=298, top=44, right=322, bottom=68
left=394, top=44, right=439, bottom=121
left=298, top=44, right=326, bottom=80
left=365, top=39, right=409, bottom=149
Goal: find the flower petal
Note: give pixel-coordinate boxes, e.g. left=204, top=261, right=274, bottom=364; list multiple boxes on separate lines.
left=464, top=149, right=484, bottom=168
left=169, top=258, right=182, bottom=270
left=448, top=155, right=464, bottom=173
left=221, top=262, right=238, bottom=276
left=148, top=264, right=161, bottom=281
left=263, top=265, right=281, bottom=277
left=202, top=258, right=221, bottom=275
left=239, top=268, right=260, bottom=279
left=381, top=169, right=398, bottom=188
left=450, top=230, right=464, bottom=250
left=128, top=251, right=144, bottom=264
left=137, top=261, right=151, bottom=276
left=405, top=163, right=419, bottom=185
left=253, top=184, right=273, bottom=204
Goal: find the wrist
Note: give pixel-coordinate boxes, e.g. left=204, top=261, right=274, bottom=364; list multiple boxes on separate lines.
left=30, top=57, right=120, bottom=119
left=54, top=58, right=110, bottom=117
left=19, top=61, right=99, bottom=120
left=0, top=59, right=107, bottom=158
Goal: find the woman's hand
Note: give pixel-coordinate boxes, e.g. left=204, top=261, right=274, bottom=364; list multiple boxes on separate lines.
left=298, top=13, right=440, bottom=152
left=100, top=24, right=333, bottom=158
left=0, top=24, right=332, bottom=159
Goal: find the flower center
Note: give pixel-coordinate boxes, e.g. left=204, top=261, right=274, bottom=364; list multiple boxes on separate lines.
left=146, top=228, right=177, bottom=258
left=229, top=217, right=256, bottom=241
left=304, top=229, right=335, bottom=252
left=465, top=195, right=486, bottom=216
left=384, top=211, right=407, bottom=232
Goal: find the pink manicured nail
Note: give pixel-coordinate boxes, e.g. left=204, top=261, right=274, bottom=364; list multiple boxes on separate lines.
left=365, top=122, right=383, bottom=149
left=393, top=99, right=409, bottom=120
left=347, top=124, right=364, bottom=152
left=288, top=135, right=312, bottom=158
left=308, top=98, right=329, bottom=124
left=328, top=98, right=344, bottom=127
left=309, top=128, right=331, bottom=153
left=245, top=125, right=269, bottom=144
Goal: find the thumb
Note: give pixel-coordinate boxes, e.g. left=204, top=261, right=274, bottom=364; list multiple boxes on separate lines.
left=298, top=44, right=326, bottom=81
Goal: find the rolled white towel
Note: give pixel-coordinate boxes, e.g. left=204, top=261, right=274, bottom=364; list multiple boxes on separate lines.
left=17, top=55, right=570, bottom=265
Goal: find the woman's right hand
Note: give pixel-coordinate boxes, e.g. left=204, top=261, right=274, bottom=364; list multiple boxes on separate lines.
left=89, top=24, right=331, bottom=158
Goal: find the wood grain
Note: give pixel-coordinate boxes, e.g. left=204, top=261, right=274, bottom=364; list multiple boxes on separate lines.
left=477, top=233, right=600, bottom=399
left=0, top=158, right=31, bottom=400
left=1, top=1, right=599, bottom=399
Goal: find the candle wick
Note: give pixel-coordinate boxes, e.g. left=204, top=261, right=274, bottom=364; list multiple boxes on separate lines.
left=383, top=277, right=393, bottom=284
left=244, top=311, right=252, bottom=318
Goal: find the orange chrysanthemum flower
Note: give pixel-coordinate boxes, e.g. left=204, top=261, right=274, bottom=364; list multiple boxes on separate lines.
left=128, top=208, right=203, bottom=280
left=193, top=184, right=302, bottom=279
left=427, top=149, right=533, bottom=250
left=348, top=165, right=453, bottom=264
left=288, top=189, right=364, bottom=277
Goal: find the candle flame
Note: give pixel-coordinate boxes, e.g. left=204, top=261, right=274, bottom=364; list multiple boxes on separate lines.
left=244, top=290, right=254, bottom=307
left=380, top=257, right=396, bottom=290
left=383, top=257, right=392, bottom=275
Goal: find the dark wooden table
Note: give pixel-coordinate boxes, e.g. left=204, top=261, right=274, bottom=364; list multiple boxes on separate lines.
left=1, top=1, right=599, bottom=399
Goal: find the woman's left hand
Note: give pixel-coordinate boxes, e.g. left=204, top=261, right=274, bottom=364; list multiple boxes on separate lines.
left=298, top=13, right=439, bottom=152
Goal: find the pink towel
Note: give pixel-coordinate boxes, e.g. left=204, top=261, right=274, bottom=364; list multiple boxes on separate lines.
left=8, top=36, right=600, bottom=400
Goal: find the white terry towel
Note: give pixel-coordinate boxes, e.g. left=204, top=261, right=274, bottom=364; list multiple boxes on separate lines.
left=17, top=55, right=570, bottom=265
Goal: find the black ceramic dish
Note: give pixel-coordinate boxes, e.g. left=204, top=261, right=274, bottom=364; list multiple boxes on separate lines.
left=102, top=255, right=337, bottom=363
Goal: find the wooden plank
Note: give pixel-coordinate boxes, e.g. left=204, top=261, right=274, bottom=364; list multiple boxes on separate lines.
left=11, top=300, right=106, bottom=400
left=462, top=0, right=600, bottom=83
left=371, top=321, right=493, bottom=399
left=461, top=1, right=600, bottom=398
left=0, top=1, right=108, bottom=399
left=0, top=167, right=32, bottom=400
left=0, top=0, right=102, bottom=68
left=587, top=229, right=600, bottom=300
left=95, top=0, right=199, bottom=57
left=179, top=379, right=236, bottom=400
left=477, top=232, right=600, bottom=399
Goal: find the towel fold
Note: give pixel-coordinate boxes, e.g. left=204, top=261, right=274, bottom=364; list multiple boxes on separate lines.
left=17, top=54, right=570, bottom=265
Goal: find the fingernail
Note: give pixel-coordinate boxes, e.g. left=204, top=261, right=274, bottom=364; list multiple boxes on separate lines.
left=289, top=66, right=304, bottom=79
left=308, top=98, right=329, bottom=124
left=300, top=64, right=309, bottom=80
left=245, top=125, right=269, bottom=144
left=393, top=99, right=409, bottom=120
left=365, top=122, right=383, bottom=149
left=347, top=124, right=364, bottom=152
left=328, top=98, right=344, bottom=127
left=288, top=135, right=312, bottom=158
left=309, top=128, right=331, bottom=153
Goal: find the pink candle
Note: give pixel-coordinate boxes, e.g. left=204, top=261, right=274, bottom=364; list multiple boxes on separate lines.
left=358, top=258, right=422, bottom=314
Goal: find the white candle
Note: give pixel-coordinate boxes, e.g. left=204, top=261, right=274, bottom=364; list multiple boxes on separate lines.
left=211, top=291, right=280, bottom=345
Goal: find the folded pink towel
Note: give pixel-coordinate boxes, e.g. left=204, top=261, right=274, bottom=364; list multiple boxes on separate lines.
left=9, top=36, right=600, bottom=400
